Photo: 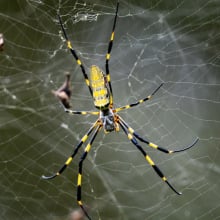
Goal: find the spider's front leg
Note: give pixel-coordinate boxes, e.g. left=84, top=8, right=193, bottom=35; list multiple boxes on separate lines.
left=57, top=13, right=93, bottom=97
left=105, top=1, right=119, bottom=107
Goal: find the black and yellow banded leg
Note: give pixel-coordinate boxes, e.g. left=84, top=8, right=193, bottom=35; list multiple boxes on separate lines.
left=42, top=120, right=99, bottom=180
left=57, top=14, right=93, bottom=97
left=105, top=1, right=119, bottom=106
left=119, top=116, right=199, bottom=154
left=65, top=108, right=99, bottom=116
left=115, top=83, right=163, bottom=112
left=77, top=125, right=101, bottom=220
left=119, top=120, right=182, bottom=195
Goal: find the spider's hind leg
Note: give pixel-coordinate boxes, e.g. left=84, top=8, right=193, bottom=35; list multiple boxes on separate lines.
left=119, top=116, right=198, bottom=154
left=76, top=125, right=102, bottom=220
left=118, top=118, right=182, bottom=195
left=115, top=83, right=163, bottom=113
left=42, top=120, right=99, bottom=180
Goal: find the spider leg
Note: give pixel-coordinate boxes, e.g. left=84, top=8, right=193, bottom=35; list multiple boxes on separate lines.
left=57, top=13, right=93, bottom=97
left=119, top=116, right=199, bottom=154
left=115, top=83, right=163, bottom=112
left=77, top=125, right=102, bottom=220
left=64, top=108, right=99, bottom=116
left=42, top=120, right=99, bottom=180
left=119, top=120, right=182, bottom=195
left=105, top=1, right=119, bottom=107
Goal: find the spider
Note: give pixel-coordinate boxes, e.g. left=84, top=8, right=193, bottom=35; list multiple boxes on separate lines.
left=42, top=2, right=198, bottom=219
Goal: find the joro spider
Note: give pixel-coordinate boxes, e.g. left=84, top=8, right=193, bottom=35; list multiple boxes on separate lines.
left=42, top=1, right=198, bottom=219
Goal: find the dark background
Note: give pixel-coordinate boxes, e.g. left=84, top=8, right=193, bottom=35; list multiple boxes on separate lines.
left=0, top=0, right=219, bottom=219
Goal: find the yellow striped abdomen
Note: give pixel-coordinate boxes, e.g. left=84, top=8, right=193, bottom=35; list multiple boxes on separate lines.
left=90, top=65, right=109, bottom=109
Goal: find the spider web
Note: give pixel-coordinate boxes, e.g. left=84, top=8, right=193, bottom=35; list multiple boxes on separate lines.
left=0, top=0, right=220, bottom=219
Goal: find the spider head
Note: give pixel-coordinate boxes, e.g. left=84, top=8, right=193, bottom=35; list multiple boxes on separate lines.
left=100, top=109, right=115, bottom=133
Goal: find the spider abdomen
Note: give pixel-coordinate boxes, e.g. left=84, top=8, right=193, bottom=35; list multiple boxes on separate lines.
left=90, top=65, right=110, bottom=109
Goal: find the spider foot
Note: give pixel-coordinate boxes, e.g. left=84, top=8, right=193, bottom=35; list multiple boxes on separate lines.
left=165, top=180, right=182, bottom=195
left=41, top=173, right=58, bottom=180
